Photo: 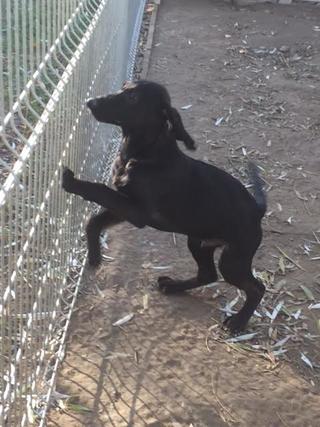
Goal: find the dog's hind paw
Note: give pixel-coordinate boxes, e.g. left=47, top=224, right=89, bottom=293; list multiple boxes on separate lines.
left=157, top=276, right=192, bottom=294
left=158, top=276, right=173, bottom=293
left=158, top=276, right=186, bottom=294
left=223, top=314, right=248, bottom=335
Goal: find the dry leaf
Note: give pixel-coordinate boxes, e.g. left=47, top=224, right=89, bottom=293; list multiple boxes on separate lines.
left=300, top=353, right=313, bottom=369
left=151, top=265, right=172, bottom=270
left=292, top=309, right=302, bottom=320
left=215, top=117, right=224, bottom=126
left=112, top=313, right=134, bottom=327
left=272, top=349, right=288, bottom=357
left=308, top=303, right=320, bottom=309
left=300, top=285, right=315, bottom=301
left=294, top=189, right=308, bottom=201
left=226, top=333, right=257, bottom=343
left=270, top=301, right=284, bottom=323
left=105, top=352, right=131, bottom=360
left=272, top=336, right=291, bottom=348
left=274, top=279, right=286, bottom=291
left=287, top=216, right=293, bottom=225
left=223, top=295, right=239, bottom=315
left=278, top=257, right=286, bottom=274
left=67, top=403, right=92, bottom=413
left=276, top=246, right=305, bottom=271
left=143, top=294, right=149, bottom=310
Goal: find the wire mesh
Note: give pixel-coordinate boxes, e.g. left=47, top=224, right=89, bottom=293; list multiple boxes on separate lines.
left=0, top=0, right=146, bottom=425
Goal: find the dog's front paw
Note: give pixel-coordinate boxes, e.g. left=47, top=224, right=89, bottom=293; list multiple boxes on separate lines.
left=62, top=167, right=75, bottom=193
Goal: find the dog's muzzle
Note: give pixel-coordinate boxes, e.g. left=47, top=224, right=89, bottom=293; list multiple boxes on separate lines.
left=86, top=98, right=98, bottom=110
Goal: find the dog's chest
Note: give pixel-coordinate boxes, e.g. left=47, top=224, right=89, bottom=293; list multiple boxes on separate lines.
left=111, top=156, right=170, bottom=223
left=111, top=156, right=138, bottom=189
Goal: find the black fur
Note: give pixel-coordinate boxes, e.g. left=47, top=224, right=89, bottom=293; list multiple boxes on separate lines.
left=62, top=80, right=266, bottom=333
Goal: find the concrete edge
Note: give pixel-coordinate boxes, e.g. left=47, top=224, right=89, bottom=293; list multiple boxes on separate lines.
left=141, top=0, right=161, bottom=80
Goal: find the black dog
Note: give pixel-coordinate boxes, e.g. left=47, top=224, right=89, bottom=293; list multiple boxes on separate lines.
left=62, top=80, right=267, bottom=332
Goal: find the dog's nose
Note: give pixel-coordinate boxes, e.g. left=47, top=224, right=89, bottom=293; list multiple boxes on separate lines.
left=86, top=98, right=98, bottom=109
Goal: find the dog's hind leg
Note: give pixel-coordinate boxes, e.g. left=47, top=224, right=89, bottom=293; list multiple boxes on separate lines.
left=218, top=245, right=265, bottom=333
left=86, top=209, right=123, bottom=267
left=158, top=237, right=218, bottom=293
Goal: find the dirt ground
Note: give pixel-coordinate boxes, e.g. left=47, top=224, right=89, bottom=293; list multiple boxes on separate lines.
left=48, top=0, right=320, bottom=426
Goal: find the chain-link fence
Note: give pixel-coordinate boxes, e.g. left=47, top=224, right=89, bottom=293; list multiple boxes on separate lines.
left=0, top=0, right=146, bottom=425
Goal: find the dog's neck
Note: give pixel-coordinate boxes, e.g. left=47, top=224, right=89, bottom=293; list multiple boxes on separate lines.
left=120, top=124, right=179, bottom=162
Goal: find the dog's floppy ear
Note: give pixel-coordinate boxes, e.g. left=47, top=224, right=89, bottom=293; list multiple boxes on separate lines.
left=163, top=105, right=196, bottom=150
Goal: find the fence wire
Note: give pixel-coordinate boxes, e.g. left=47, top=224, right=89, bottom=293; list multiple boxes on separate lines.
left=0, top=0, right=146, bottom=425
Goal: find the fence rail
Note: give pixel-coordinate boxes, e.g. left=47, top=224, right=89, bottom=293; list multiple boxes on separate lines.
left=0, top=0, right=146, bottom=425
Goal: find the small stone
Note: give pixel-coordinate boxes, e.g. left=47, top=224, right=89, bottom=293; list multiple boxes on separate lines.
left=279, top=45, right=290, bottom=53
left=291, top=53, right=302, bottom=62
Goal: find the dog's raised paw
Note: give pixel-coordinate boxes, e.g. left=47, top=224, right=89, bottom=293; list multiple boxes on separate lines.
left=62, top=166, right=75, bottom=192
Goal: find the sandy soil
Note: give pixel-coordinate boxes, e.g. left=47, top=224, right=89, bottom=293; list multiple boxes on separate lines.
left=48, top=0, right=320, bottom=425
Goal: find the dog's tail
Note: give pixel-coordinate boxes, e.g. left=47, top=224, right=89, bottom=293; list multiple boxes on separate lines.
left=247, top=161, right=267, bottom=218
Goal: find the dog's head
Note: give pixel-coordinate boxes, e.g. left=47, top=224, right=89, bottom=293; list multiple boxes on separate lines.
left=86, top=80, right=196, bottom=150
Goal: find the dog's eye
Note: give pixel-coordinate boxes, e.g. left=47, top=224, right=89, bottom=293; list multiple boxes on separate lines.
left=126, top=91, right=138, bottom=104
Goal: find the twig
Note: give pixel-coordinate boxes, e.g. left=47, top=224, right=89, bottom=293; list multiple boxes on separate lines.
left=211, top=375, right=239, bottom=425
left=303, top=201, right=312, bottom=216
left=275, top=246, right=306, bottom=271
left=313, top=231, right=320, bottom=245
left=266, top=228, right=284, bottom=235
left=205, top=334, right=212, bottom=353
left=277, top=412, right=290, bottom=427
